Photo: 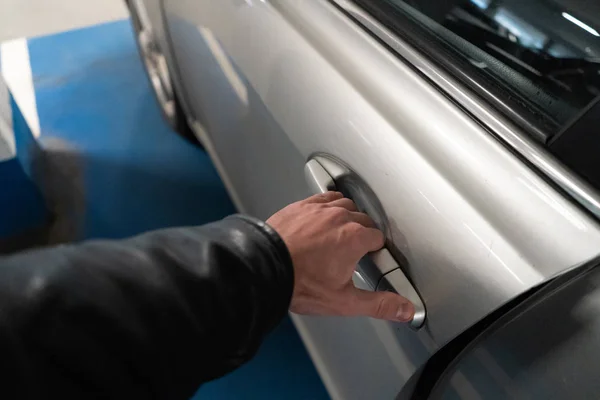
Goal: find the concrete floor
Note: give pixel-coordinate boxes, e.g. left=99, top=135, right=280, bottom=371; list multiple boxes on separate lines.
left=0, top=0, right=128, bottom=42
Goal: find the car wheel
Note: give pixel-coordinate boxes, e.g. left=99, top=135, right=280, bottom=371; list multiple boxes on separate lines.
left=128, top=0, right=201, bottom=146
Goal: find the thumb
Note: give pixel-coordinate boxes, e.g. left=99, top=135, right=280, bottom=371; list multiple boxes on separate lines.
left=354, top=289, right=415, bottom=322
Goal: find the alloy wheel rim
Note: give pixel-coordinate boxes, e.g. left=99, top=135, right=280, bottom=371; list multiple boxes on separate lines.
left=133, top=1, right=176, bottom=125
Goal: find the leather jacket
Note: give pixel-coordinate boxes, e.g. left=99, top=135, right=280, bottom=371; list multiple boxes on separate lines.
left=0, top=216, right=294, bottom=399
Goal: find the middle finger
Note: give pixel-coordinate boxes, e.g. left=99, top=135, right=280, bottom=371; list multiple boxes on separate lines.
left=327, top=198, right=358, bottom=211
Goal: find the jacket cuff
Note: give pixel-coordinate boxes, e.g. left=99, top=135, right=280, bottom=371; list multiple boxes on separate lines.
left=232, top=215, right=294, bottom=272
left=225, top=214, right=295, bottom=321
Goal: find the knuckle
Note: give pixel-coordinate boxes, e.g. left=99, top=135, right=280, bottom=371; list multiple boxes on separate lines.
left=324, top=191, right=342, bottom=200
left=345, top=200, right=359, bottom=211
left=313, top=193, right=329, bottom=201
left=310, top=192, right=340, bottom=206
left=339, top=222, right=365, bottom=244
left=345, top=222, right=364, bottom=235
left=330, top=206, right=349, bottom=220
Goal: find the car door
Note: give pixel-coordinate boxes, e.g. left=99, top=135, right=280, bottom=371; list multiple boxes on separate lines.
left=162, top=0, right=600, bottom=398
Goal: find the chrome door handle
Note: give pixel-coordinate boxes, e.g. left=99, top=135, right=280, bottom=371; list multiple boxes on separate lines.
left=305, top=158, right=426, bottom=329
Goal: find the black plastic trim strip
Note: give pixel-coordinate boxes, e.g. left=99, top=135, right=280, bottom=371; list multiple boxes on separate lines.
left=550, top=97, right=600, bottom=190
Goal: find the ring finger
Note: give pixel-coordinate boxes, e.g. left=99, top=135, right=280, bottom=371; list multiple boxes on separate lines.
left=348, top=211, right=377, bottom=229
left=328, top=198, right=358, bottom=212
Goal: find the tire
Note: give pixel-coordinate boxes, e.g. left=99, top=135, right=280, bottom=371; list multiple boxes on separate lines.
left=127, top=0, right=201, bottom=146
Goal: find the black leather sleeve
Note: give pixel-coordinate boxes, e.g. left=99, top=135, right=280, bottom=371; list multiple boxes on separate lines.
left=0, top=215, right=294, bottom=399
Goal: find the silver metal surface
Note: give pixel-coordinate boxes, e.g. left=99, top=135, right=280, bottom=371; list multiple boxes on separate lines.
left=154, top=0, right=600, bottom=397
left=365, top=246, right=398, bottom=276
left=304, top=159, right=335, bottom=194
left=131, top=0, right=176, bottom=125
left=329, top=0, right=600, bottom=219
left=131, top=0, right=153, bottom=32
left=305, top=157, right=427, bottom=329
left=377, top=265, right=426, bottom=329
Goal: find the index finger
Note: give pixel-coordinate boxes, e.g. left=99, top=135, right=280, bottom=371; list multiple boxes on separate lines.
left=349, top=223, right=385, bottom=253
left=362, top=227, right=386, bottom=253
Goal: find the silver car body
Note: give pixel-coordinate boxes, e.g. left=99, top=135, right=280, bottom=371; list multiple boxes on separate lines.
left=132, top=0, right=600, bottom=398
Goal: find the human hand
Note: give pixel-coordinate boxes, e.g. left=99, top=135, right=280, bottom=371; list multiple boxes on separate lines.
left=267, top=192, right=415, bottom=322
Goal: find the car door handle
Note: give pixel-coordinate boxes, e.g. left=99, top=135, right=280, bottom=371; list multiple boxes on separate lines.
left=305, top=158, right=426, bottom=329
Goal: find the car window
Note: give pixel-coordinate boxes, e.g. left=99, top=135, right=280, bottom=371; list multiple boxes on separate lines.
left=353, top=0, right=600, bottom=143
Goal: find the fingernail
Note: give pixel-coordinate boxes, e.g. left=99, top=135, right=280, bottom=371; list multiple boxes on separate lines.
left=396, top=304, right=414, bottom=321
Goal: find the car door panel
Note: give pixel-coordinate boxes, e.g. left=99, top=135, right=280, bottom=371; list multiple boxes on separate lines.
left=164, top=15, right=307, bottom=217
left=163, top=0, right=600, bottom=398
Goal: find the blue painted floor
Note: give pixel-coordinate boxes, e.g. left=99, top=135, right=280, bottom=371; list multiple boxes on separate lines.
left=3, top=20, right=328, bottom=399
